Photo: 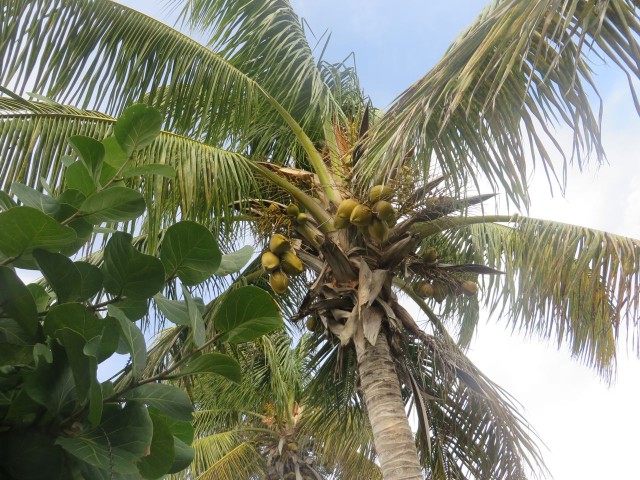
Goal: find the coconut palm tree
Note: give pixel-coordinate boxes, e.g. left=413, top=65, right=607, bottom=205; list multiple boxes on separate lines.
left=170, top=331, right=380, bottom=479
left=2, top=1, right=640, bottom=479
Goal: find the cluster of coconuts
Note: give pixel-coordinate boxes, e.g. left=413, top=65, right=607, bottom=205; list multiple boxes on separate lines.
left=415, top=279, right=478, bottom=303
left=285, top=203, right=308, bottom=226
left=262, top=233, right=304, bottom=295
left=333, top=185, right=397, bottom=243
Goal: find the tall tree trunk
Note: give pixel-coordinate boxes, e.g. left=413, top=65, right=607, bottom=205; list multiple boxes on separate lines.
left=356, top=329, right=423, bottom=480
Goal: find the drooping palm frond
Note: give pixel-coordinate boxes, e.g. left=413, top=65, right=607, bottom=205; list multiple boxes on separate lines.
left=0, top=0, right=339, bottom=160
left=358, top=0, right=640, bottom=207
left=188, top=438, right=266, bottom=480
left=171, top=0, right=339, bottom=132
left=399, top=329, right=546, bottom=480
left=0, top=98, right=260, bottom=234
left=427, top=215, right=640, bottom=379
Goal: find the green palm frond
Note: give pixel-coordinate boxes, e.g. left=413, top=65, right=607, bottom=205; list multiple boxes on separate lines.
left=0, top=98, right=260, bottom=233
left=1, top=0, right=340, bottom=161
left=188, top=438, right=266, bottom=480
left=435, top=216, right=640, bottom=379
left=358, top=0, right=640, bottom=206
left=2, top=0, right=253, bottom=143
left=172, top=0, right=338, bottom=132
left=402, top=331, right=545, bottom=480
left=299, top=404, right=381, bottom=480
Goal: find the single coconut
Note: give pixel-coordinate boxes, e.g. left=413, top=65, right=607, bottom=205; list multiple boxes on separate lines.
left=261, top=251, right=280, bottom=272
left=368, top=184, right=395, bottom=203
left=296, top=212, right=309, bottom=225
left=416, top=282, right=435, bottom=298
left=269, top=270, right=289, bottom=295
left=269, top=233, right=291, bottom=255
left=286, top=203, right=299, bottom=217
left=461, top=280, right=479, bottom=296
left=280, top=251, right=304, bottom=276
left=373, top=200, right=396, bottom=226
left=350, top=204, right=373, bottom=227
left=334, top=198, right=360, bottom=229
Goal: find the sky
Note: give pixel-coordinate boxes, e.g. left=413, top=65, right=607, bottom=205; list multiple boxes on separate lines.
left=109, top=1, right=639, bottom=478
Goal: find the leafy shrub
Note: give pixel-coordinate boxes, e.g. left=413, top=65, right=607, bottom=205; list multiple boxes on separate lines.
left=0, top=105, right=282, bottom=479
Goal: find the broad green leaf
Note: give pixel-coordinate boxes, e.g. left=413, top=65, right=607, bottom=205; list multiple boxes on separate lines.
left=183, top=286, right=205, bottom=347
left=160, top=221, right=221, bottom=285
left=122, top=383, right=193, bottom=422
left=68, top=135, right=105, bottom=181
left=0, top=430, right=65, bottom=480
left=84, top=336, right=103, bottom=426
left=65, top=160, right=97, bottom=196
left=172, top=353, right=241, bottom=383
left=56, top=402, right=152, bottom=475
left=0, top=207, right=76, bottom=261
left=11, top=182, right=60, bottom=216
left=58, top=328, right=96, bottom=401
left=138, top=410, right=175, bottom=479
left=54, top=203, right=93, bottom=256
left=26, top=283, right=51, bottom=312
left=58, top=189, right=86, bottom=209
left=214, top=286, right=283, bottom=344
left=24, top=353, right=76, bottom=417
left=215, top=245, right=254, bottom=275
left=100, top=136, right=129, bottom=185
left=0, top=267, right=39, bottom=336
left=122, top=163, right=176, bottom=178
left=153, top=294, right=191, bottom=326
left=75, top=261, right=103, bottom=302
left=102, top=232, right=164, bottom=299
left=110, top=296, right=148, bottom=321
left=114, top=104, right=163, bottom=155
left=167, top=437, right=195, bottom=475
left=158, top=413, right=194, bottom=444
left=108, top=305, right=146, bottom=379
left=33, top=249, right=82, bottom=303
left=44, top=303, right=104, bottom=341
left=80, top=186, right=146, bottom=224
left=0, top=318, right=34, bottom=345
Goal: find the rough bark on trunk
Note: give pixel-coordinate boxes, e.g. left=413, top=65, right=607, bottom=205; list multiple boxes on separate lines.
left=356, top=329, right=423, bottom=480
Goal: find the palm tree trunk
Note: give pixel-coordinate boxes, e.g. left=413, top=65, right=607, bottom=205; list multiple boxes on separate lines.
left=356, top=329, right=423, bottom=480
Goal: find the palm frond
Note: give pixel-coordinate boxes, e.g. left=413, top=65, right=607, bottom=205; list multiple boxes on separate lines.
left=402, top=331, right=546, bottom=480
left=0, top=98, right=260, bottom=233
left=358, top=0, right=640, bottom=207
left=189, top=438, right=265, bottom=480
left=172, top=0, right=338, bottom=133
left=0, top=0, right=339, bottom=159
left=440, top=216, right=640, bottom=379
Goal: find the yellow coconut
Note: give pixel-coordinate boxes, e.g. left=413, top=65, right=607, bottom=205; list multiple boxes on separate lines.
left=334, top=198, right=360, bottom=229
left=261, top=251, right=280, bottom=272
left=432, top=280, right=448, bottom=303
left=350, top=204, right=373, bottom=227
left=269, top=233, right=291, bottom=255
left=280, top=251, right=304, bottom=276
left=461, top=280, right=479, bottom=296
left=373, top=200, right=396, bottom=226
left=368, top=217, right=389, bottom=243
left=269, top=270, right=289, bottom=295
left=368, top=184, right=395, bottom=203
left=286, top=203, right=300, bottom=217
left=416, top=282, right=435, bottom=298
left=296, top=212, right=309, bottom=225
